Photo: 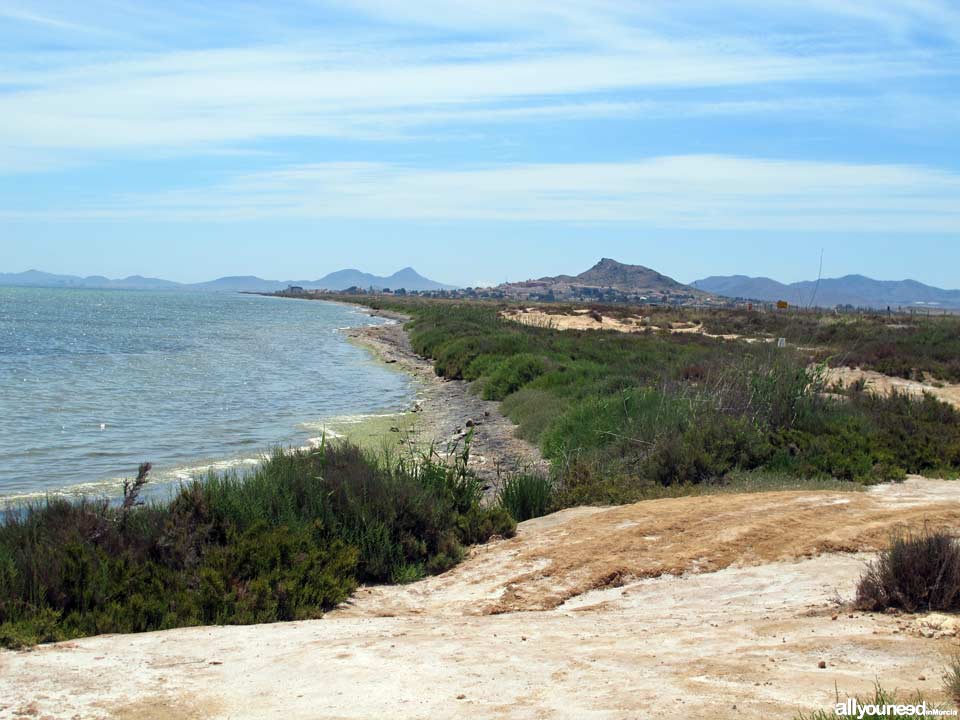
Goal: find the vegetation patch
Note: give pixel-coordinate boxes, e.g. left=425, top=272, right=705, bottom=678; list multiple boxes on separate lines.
left=342, top=297, right=960, bottom=506
left=856, top=527, right=960, bottom=613
left=0, top=442, right=515, bottom=648
left=944, top=654, right=960, bottom=704
left=497, top=474, right=553, bottom=522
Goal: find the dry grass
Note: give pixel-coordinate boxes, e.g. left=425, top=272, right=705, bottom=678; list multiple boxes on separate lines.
left=855, top=526, right=960, bottom=613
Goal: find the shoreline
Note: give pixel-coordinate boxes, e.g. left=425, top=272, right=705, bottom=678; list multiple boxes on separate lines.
left=0, top=293, right=545, bottom=509
left=342, top=307, right=548, bottom=486
left=0, top=302, right=417, bottom=509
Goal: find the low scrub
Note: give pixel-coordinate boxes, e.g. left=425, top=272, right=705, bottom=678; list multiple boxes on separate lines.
left=945, top=654, right=960, bottom=704
left=943, top=654, right=960, bottom=704
left=855, top=527, right=960, bottom=613
left=334, top=298, right=960, bottom=506
left=0, top=442, right=515, bottom=648
left=497, top=474, right=553, bottom=522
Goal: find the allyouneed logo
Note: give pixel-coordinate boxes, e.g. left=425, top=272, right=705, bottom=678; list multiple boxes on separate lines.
left=835, top=699, right=958, bottom=717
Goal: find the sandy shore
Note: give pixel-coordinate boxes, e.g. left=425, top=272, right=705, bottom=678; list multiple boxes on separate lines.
left=342, top=310, right=548, bottom=486
left=2, top=477, right=958, bottom=719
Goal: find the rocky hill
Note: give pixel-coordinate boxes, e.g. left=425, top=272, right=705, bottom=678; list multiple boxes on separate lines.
left=498, top=258, right=708, bottom=304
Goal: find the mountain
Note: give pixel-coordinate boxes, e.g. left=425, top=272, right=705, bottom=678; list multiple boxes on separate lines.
left=694, top=274, right=960, bottom=309
left=0, top=270, right=181, bottom=290
left=381, top=267, right=449, bottom=292
left=498, top=258, right=707, bottom=304
left=0, top=268, right=455, bottom=293
left=187, top=276, right=289, bottom=292
left=311, top=267, right=453, bottom=291
left=563, top=258, right=693, bottom=293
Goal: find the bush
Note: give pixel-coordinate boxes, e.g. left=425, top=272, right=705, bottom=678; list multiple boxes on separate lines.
left=498, top=474, right=553, bottom=521
left=456, top=505, right=517, bottom=545
left=0, top=441, right=513, bottom=648
left=500, top=388, right=567, bottom=444
left=855, top=527, right=960, bottom=613
left=945, top=654, right=960, bottom=704
left=482, top=353, right=548, bottom=400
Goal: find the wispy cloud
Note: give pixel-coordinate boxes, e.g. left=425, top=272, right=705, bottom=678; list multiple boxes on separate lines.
left=0, top=1, right=957, bottom=163
left=16, top=156, right=958, bottom=233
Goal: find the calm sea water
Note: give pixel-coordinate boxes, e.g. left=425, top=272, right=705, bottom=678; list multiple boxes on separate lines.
left=0, top=288, right=413, bottom=504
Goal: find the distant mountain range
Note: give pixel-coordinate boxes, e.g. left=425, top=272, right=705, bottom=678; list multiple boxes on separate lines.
left=0, top=267, right=455, bottom=293
left=694, top=274, right=960, bottom=310
left=8, top=263, right=954, bottom=309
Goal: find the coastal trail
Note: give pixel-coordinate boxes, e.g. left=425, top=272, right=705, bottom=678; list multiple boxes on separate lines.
left=2, top=477, right=959, bottom=719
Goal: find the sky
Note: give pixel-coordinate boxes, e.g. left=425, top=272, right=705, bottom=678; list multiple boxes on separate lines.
left=1, top=1, right=959, bottom=288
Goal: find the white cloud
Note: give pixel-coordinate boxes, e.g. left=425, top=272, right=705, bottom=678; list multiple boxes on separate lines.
left=21, top=155, right=959, bottom=233
left=0, top=0, right=955, bottom=162
left=0, top=41, right=945, bottom=156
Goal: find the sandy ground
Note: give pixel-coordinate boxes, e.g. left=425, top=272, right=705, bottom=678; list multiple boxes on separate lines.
left=343, top=313, right=548, bottom=485
left=825, top=366, right=960, bottom=410
left=2, top=477, right=958, bottom=720
left=501, top=308, right=746, bottom=340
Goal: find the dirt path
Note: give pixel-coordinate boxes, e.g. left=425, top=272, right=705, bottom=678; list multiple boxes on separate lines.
left=3, top=477, right=958, bottom=719
left=344, top=313, right=548, bottom=484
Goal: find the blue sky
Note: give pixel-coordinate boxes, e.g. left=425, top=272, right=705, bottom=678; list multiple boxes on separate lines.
left=1, top=1, right=959, bottom=287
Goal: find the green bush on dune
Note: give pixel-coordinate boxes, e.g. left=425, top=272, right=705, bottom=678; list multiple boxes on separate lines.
left=0, top=441, right=516, bottom=648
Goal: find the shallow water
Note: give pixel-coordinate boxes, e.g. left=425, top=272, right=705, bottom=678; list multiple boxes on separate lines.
left=0, top=288, right=413, bottom=504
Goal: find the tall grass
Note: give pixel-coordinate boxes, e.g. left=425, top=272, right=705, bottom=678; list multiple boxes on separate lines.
left=497, top=474, right=553, bottom=521
left=0, top=441, right=515, bottom=648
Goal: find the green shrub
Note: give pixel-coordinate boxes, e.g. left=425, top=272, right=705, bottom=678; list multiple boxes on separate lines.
left=456, top=505, right=517, bottom=545
left=498, top=474, right=553, bottom=521
left=0, top=441, right=509, bottom=648
left=482, top=353, right=548, bottom=400
left=500, top=388, right=567, bottom=444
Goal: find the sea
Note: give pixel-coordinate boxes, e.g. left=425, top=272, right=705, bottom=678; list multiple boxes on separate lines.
left=0, top=288, right=413, bottom=506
